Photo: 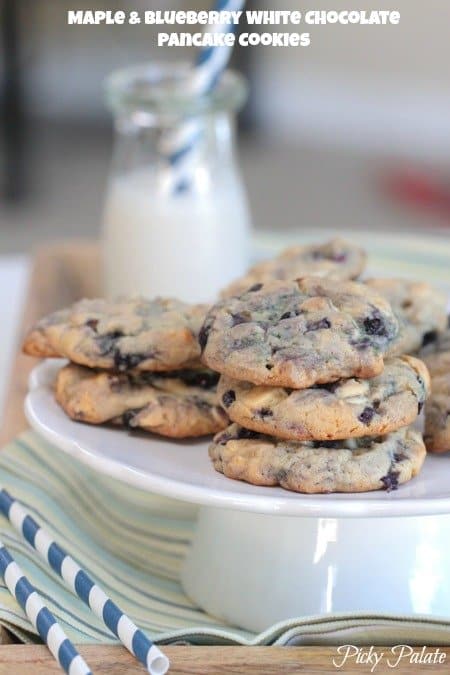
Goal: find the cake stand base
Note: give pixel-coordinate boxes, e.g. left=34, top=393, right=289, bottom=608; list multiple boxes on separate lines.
left=181, top=506, right=450, bottom=633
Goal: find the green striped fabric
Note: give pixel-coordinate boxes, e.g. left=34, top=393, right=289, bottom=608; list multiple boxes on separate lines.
left=1, top=231, right=450, bottom=646
left=3, top=431, right=450, bottom=647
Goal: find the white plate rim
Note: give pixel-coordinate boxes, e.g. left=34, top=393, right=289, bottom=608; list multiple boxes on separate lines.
left=25, top=361, right=450, bottom=519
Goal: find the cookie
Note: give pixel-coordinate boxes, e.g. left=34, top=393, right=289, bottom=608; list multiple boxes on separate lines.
left=423, top=347, right=450, bottom=378
left=420, top=324, right=450, bottom=375
left=210, top=423, right=426, bottom=493
left=201, top=277, right=399, bottom=388
left=432, top=324, right=450, bottom=352
left=218, top=356, right=430, bottom=441
left=55, top=363, right=228, bottom=438
left=365, top=279, right=448, bottom=356
left=23, top=297, right=207, bottom=372
left=424, top=374, right=450, bottom=453
left=222, top=238, right=366, bottom=298
left=423, top=344, right=450, bottom=452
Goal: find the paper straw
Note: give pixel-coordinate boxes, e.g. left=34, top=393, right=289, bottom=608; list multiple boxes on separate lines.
left=0, top=488, right=169, bottom=675
left=161, top=0, right=246, bottom=193
left=0, top=540, right=92, bottom=675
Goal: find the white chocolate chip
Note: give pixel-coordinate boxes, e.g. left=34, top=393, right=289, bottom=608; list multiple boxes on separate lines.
left=335, top=379, right=369, bottom=400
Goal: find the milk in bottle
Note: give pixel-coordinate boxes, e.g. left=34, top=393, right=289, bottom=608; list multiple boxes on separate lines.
left=102, top=64, right=252, bottom=303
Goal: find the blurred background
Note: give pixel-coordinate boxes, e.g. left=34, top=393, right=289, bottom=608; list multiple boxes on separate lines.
left=1, top=0, right=450, bottom=254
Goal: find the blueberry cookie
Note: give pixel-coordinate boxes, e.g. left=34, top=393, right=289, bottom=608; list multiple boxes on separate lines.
left=222, top=238, right=366, bottom=298
left=210, top=423, right=426, bottom=493
left=56, top=364, right=228, bottom=438
left=365, top=279, right=447, bottom=356
left=218, top=356, right=430, bottom=440
left=423, top=346, right=450, bottom=378
left=421, top=325, right=450, bottom=375
left=23, top=297, right=207, bottom=372
left=201, top=277, right=399, bottom=388
left=424, top=373, right=450, bottom=453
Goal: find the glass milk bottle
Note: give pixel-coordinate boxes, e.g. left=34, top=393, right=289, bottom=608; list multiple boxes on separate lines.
left=102, top=63, right=252, bottom=303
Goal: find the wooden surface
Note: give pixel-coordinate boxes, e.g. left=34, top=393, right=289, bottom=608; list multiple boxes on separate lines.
left=0, top=242, right=443, bottom=673
left=0, top=242, right=100, bottom=446
left=2, top=645, right=450, bottom=675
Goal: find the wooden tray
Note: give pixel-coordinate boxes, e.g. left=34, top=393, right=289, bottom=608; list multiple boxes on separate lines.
left=0, top=242, right=442, bottom=674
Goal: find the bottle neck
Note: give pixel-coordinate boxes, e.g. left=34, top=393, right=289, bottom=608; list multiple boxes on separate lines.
left=112, top=110, right=237, bottom=179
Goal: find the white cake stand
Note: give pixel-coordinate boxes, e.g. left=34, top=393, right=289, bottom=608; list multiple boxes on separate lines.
left=26, top=361, right=450, bottom=633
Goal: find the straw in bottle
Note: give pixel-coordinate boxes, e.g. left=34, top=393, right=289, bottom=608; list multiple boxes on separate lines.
left=160, top=0, right=246, bottom=193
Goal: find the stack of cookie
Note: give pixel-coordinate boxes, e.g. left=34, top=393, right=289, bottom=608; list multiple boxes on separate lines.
left=23, top=297, right=228, bottom=438
left=201, top=276, right=430, bottom=493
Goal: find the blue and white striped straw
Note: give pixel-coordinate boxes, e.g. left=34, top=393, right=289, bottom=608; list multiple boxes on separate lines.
left=0, top=540, right=92, bottom=675
left=0, top=488, right=169, bottom=675
left=161, top=0, right=246, bottom=193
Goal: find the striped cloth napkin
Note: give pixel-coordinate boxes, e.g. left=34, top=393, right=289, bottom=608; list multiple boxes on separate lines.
left=2, top=431, right=450, bottom=648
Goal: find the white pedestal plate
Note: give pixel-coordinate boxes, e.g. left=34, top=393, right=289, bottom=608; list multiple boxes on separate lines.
left=26, top=361, right=450, bottom=633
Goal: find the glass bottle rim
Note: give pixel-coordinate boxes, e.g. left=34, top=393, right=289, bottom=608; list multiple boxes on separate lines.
left=104, top=61, right=247, bottom=117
